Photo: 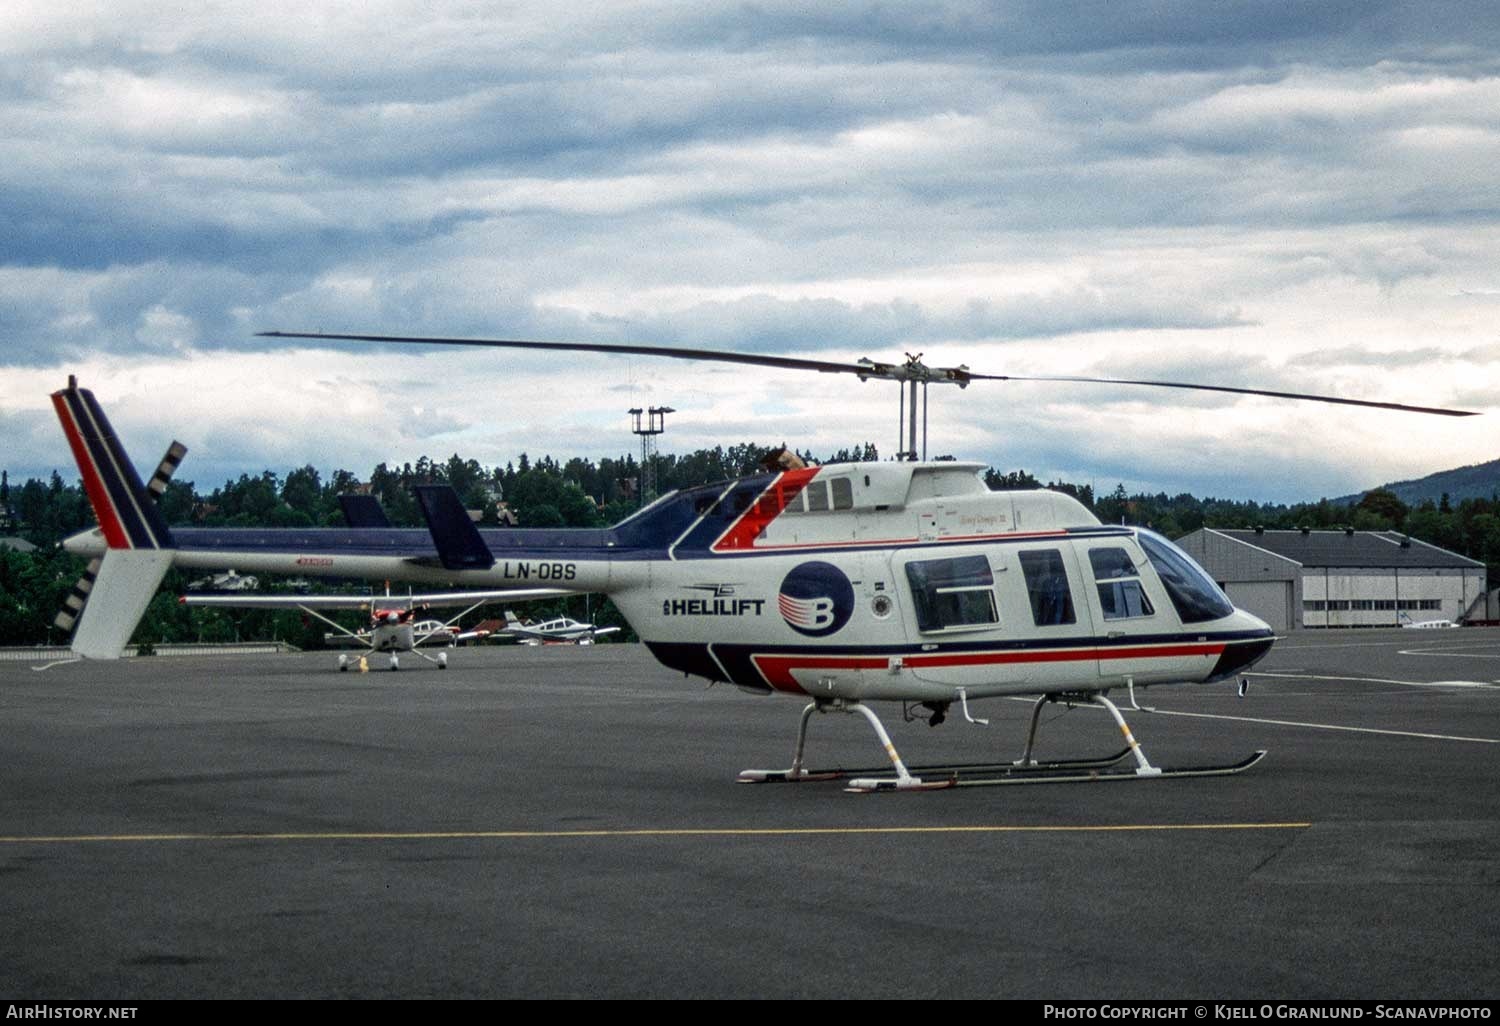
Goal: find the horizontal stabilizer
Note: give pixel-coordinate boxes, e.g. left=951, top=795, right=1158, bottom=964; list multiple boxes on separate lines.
left=70, top=549, right=173, bottom=659
left=414, top=485, right=495, bottom=571
left=339, top=493, right=391, bottom=528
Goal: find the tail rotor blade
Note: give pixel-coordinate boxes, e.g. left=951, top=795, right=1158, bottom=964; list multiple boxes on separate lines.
left=146, top=441, right=189, bottom=501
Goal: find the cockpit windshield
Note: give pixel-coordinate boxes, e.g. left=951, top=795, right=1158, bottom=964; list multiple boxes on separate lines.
left=1136, top=529, right=1235, bottom=623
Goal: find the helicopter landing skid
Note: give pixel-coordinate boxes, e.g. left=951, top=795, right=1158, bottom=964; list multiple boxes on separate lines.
left=839, top=749, right=1267, bottom=793
left=737, top=694, right=1266, bottom=794
left=737, top=747, right=1134, bottom=785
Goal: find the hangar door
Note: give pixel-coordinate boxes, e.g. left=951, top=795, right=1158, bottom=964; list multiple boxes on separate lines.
left=1226, top=581, right=1293, bottom=633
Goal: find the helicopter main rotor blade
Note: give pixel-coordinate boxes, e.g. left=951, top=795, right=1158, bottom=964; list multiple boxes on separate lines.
left=257, top=332, right=874, bottom=376
left=259, top=331, right=1478, bottom=417
left=960, top=373, right=1478, bottom=418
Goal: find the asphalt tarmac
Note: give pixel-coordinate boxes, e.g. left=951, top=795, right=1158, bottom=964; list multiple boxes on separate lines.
left=3, top=629, right=1498, bottom=999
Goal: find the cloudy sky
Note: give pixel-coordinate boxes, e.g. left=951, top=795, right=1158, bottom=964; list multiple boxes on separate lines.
left=4, top=1, right=1500, bottom=503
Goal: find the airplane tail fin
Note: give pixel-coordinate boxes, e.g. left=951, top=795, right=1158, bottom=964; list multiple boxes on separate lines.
left=51, top=379, right=179, bottom=658
left=504, top=609, right=523, bottom=629
left=339, top=493, right=391, bottom=528
left=414, top=485, right=495, bottom=571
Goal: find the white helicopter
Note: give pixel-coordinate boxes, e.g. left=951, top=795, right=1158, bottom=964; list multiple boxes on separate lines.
left=50, top=336, right=1474, bottom=791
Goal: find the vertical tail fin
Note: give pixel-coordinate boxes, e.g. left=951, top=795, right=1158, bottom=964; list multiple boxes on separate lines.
left=339, top=493, right=391, bottom=528
left=414, top=484, right=495, bottom=571
left=51, top=379, right=178, bottom=658
left=50, top=377, right=174, bottom=551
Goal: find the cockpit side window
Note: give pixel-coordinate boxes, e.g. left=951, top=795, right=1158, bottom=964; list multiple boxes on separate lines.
left=1089, top=546, right=1155, bottom=620
left=1019, top=549, right=1076, bottom=626
left=1137, top=530, right=1234, bottom=623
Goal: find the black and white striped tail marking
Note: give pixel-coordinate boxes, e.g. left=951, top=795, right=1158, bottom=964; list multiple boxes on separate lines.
left=54, top=557, right=101, bottom=633
left=146, top=441, right=188, bottom=500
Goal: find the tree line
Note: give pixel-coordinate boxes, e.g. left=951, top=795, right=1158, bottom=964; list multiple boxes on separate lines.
left=2, top=451, right=1498, bottom=648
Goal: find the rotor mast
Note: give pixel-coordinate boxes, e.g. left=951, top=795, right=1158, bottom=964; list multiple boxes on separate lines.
left=857, top=353, right=970, bottom=462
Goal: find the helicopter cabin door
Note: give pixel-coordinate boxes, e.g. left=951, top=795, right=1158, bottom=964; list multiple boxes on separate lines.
left=894, top=543, right=1098, bottom=694
left=1079, top=539, right=1184, bottom=686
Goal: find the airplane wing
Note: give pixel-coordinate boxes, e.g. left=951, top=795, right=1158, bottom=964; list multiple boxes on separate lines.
left=493, top=624, right=547, bottom=641
left=180, top=588, right=575, bottom=610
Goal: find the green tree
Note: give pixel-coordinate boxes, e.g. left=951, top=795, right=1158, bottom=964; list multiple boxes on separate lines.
left=1356, top=487, right=1408, bottom=529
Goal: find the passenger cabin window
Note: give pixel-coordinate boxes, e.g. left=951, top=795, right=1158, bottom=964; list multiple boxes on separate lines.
left=805, top=481, right=829, bottom=512
left=1089, top=547, right=1155, bottom=620
left=905, top=555, right=998, bottom=632
left=785, top=477, right=852, bottom=514
left=830, top=477, right=853, bottom=510
left=1019, top=550, right=1076, bottom=626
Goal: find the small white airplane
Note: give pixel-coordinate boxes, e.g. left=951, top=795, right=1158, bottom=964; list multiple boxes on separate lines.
left=1399, top=612, right=1462, bottom=630
left=181, top=589, right=562, bottom=670
left=498, top=609, right=621, bottom=645
left=185, top=569, right=259, bottom=592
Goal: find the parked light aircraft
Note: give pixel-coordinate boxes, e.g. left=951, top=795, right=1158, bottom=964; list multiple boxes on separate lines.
left=51, top=345, right=1475, bottom=791
left=181, top=588, right=539, bottom=670
left=499, top=609, right=621, bottom=645
left=1399, top=613, right=1462, bottom=630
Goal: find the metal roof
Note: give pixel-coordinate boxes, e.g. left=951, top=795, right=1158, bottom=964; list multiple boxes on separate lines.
left=1211, top=529, right=1484, bottom=570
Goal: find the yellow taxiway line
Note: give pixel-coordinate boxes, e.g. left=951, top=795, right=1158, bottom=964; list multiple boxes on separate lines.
left=0, top=822, right=1311, bottom=844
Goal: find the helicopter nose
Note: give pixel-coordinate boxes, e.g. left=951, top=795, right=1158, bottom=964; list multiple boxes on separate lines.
left=1207, top=607, right=1276, bottom=681
left=1232, top=606, right=1273, bottom=634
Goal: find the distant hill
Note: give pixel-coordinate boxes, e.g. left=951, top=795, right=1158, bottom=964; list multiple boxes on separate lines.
left=1336, top=457, right=1500, bottom=507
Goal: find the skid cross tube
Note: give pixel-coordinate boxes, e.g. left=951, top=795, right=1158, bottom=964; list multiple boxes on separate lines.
left=740, top=700, right=932, bottom=789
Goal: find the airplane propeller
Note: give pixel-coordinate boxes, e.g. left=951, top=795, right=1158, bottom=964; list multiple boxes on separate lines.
left=259, top=331, right=1478, bottom=460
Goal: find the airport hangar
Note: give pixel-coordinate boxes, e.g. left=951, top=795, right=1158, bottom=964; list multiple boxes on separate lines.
left=1175, top=527, right=1486, bottom=631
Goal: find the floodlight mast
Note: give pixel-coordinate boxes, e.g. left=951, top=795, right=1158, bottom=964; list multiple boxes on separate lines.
left=629, top=405, right=674, bottom=505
